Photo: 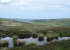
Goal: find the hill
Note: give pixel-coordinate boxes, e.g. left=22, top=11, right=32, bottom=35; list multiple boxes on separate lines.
left=0, top=18, right=34, bottom=32
left=31, top=18, right=70, bottom=27
left=0, top=18, right=70, bottom=33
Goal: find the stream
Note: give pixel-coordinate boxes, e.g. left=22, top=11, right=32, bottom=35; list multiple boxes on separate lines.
left=0, top=37, right=70, bottom=48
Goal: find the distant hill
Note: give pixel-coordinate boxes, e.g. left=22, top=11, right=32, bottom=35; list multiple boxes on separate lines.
left=11, top=18, right=32, bottom=22
left=0, top=18, right=70, bottom=32
left=31, top=18, right=70, bottom=27
left=0, top=18, right=33, bottom=32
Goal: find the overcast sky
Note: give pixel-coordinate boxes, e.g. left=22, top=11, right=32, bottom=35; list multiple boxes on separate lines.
left=0, top=0, right=70, bottom=19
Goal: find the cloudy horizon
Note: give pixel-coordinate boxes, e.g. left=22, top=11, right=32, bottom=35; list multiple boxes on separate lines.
left=0, top=0, right=70, bottom=19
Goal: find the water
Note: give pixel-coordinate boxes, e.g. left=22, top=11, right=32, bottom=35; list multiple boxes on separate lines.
left=58, top=37, right=70, bottom=40
left=1, top=37, right=14, bottom=48
left=51, top=37, right=70, bottom=42
left=0, top=37, right=70, bottom=48
left=18, top=37, right=47, bottom=46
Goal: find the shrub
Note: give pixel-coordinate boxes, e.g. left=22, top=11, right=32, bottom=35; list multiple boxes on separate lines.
left=26, top=43, right=37, bottom=48
left=18, top=33, right=32, bottom=39
left=32, top=33, right=38, bottom=38
left=13, top=35, right=18, bottom=47
left=38, top=34, right=44, bottom=41
left=38, top=36, right=44, bottom=41
left=0, top=40, right=8, bottom=47
left=2, top=34, right=7, bottom=38
left=17, top=40, right=26, bottom=47
left=47, top=37, right=54, bottom=42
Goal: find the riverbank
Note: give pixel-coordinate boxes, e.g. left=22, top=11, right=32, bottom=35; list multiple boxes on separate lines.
left=0, top=36, right=70, bottom=48
left=7, top=39, right=70, bottom=50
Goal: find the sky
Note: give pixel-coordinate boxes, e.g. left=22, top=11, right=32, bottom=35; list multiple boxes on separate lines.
left=0, top=0, right=70, bottom=19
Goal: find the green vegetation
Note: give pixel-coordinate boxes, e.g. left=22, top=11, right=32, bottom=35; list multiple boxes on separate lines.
left=1, top=18, right=70, bottom=50
left=1, top=18, right=70, bottom=33
left=7, top=40, right=70, bottom=50
left=17, top=41, right=25, bottom=47
left=0, top=40, right=8, bottom=47
left=31, top=19, right=70, bottom=27
left=46, top=31, right=59, bottom=38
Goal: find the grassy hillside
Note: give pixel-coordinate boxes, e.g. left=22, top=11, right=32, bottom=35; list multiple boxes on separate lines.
left=0, top=18, right=34, bottom=32
left=31, top=18, right=70, bottom=27
left=0, top=18, right=70, bottom=33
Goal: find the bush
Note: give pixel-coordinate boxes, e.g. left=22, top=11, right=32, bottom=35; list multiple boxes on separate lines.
left=38, top=36, right=44, bottom=41
left=13, top=35, right=18, bottom=47
left=26, top=43, right=37, bottom=48
left=38, top=34, right=44, bottom=41
left=17, top=40, right=25, bottom=47
left=0, top=40, right=8, bottom=47
left=32, top=34, right=38, bottom=38
left=18, top=33, right=32, bottom=39
left=47, top=37, right=54, bottom=42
